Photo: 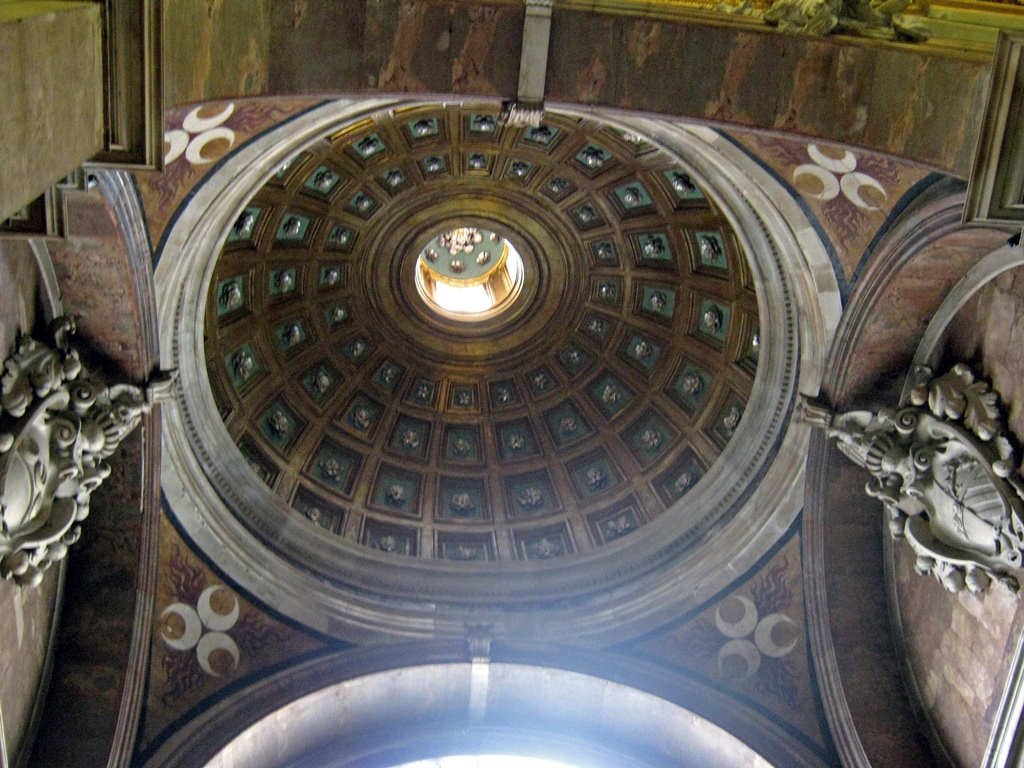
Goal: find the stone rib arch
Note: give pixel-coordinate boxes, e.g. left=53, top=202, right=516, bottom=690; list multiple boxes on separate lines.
left=141, top=644, right=825, bottom=768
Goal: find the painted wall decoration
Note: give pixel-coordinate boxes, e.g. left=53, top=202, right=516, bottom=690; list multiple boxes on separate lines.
left=629, top=527, right=834, bottom=762
left=136, top=97, right=325, bottom=248
left=793, top=144, right=888, bottom=211
left=138, top=515, right=331, bottom=760
left=154, top=544, right=289, bottom=711
left=725, top=130, right=938, bottom=291
left=164, top=103, right=237, bottom=168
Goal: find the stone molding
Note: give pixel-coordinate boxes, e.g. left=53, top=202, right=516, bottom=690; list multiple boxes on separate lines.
left=94, top=170, right=161, bottom=370
left=908, top=236, right=1024, bottom=379
left=965, top=32, right=1024, bottom=225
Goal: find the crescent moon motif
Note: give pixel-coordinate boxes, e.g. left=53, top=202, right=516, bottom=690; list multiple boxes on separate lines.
left=840, top=171, right=887, bottom=211
left=807, top=144, right=857, bottom=174
left=164, top=129, right=189, bottom=165
left=185, top=127, right=236, bottom=166
left=792, top=164, right=841, bottom=202
left=196, top=631, right=240, bottom=677
left=754, top=613, right=799, bottom=658
left=717, top=639, right=761, bottom=680
left=714, top=595, right=759, bottom=639
left=159, top=603, right=202, bottom=651
left=197, top=585, right=240, bottom=632
left=182, top=102, right=235, bottom=134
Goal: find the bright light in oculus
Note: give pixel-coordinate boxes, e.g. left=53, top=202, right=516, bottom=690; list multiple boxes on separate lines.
left=415, top=227, right=524, bottom=321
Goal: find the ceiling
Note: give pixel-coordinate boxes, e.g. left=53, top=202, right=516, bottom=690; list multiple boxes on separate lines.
left=204, top=105, right=759, bottom=564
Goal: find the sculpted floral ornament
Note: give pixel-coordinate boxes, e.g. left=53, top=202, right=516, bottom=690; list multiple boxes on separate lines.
left=800, top=363, right=1024, bottom=594
left=281, top=217, right=302, bottom=236
left=233, top=210, right=256, bottom=239
left=312, top=169, right=336, bottom=190
left=0, top=319, right=176, bottom=586
left=670, top=171, right=698, bottom=195
left=319, top=456, right=343, bottom=481
left=702, top=307, right=724, bottom=334
left=440, top=227, right=482, bottom=256
left=700, top=235, right=723, bottom=262
left=673, top=471, right=695, bottom=494
left=450, top=492, right=475, bottom=515
left=760, top=0, right=931, bottom=40
left=313, top=370, right=331, bottom=394
left=218, top=281, right=242, bottom=311
left=606, top=514, right=634, bottom=537
left=328, top=228, right=350, bottom=247
left=585, top=467, right=607, bottom=489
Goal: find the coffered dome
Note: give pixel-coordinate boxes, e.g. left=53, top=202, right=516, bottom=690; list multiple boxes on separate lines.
left=204, top=106, right=759, bottom=563
left=158, top=98, right=828, bottom=635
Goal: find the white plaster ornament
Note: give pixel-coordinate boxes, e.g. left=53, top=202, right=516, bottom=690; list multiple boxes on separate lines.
left=800, top=363, right=1024, bottom=594
left=0, top=318, right=175, bottom=586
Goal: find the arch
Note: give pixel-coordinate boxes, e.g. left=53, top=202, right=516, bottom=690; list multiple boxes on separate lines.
left=141, top=644, right=818, bottom=768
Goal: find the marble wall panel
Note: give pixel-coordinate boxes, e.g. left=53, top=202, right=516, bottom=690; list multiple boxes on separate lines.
left=0, top=572, right=60, bottom=766
left=839, top=225, right=1010, bottom=399
left=0, top=239, right=43, bottom=350
left=135, top=514, right=332, bottom=763
left=813, top=190, right=1018, bottom=766
left=47, top=190, right=148, bottom=378
left=161, top=1, right=991, bottom=174
left=894, top=537, right=1023, bottom=768
left=164, top=0, right=270, bottom=106
left=819, top=448, right=937, bottom=767
left=910, top=264, right=1024, bottom=767
left=269, top=0, right=368, bottom=94
left=165, top=0, right=522, bottom=106
left=30, top=430, right=145, bottom=768
left=26, top=184, right=158, bottom=767
left=272, top=0, right=523, bottom=97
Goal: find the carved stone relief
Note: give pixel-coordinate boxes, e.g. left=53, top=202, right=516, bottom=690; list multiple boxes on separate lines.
left=751, top=0, right=932, bottom=40
left=801, top=363, right=1024, bottom=593
left=0, top=318, right=175, bottom=586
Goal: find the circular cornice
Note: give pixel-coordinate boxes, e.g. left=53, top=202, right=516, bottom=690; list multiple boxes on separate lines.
left=156, top=98, right=837, bottom=641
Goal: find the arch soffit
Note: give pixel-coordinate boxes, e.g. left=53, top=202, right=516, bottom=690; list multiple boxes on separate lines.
left=142, top=644, right=830, bottom=768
